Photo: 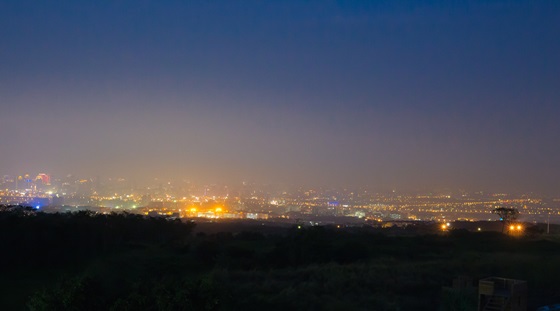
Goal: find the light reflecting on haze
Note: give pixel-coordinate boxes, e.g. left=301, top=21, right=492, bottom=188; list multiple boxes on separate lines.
left=0, top=1, right=559, bottom=194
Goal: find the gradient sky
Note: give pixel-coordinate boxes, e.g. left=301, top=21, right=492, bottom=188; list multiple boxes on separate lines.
left=1, top=1, right=559, bottom=193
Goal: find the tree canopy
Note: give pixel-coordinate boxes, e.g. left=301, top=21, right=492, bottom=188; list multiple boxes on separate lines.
left=493, top=207, right=520, bottom=233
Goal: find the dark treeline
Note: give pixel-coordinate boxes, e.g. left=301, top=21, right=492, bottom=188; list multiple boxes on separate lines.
left=1, top=207, right=560, bottom=310
left=0, top=208, right=194, bottom=267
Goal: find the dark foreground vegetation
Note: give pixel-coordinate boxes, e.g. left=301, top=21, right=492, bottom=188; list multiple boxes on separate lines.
left=1, top=207, right=559, bottom=310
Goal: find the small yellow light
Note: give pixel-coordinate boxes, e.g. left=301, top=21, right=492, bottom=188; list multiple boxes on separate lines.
left=517, top=225, right=522, bottom=230
left=510, top=225, right=515, bottom=230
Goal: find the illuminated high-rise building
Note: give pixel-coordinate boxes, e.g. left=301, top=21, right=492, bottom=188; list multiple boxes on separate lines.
left=35, top=173, right=51, bottom=185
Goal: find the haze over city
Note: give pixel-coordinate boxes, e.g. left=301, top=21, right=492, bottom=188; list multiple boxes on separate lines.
left=5, top=2, right=560, bottom=310
left=1, top=1, right=559, bottom=194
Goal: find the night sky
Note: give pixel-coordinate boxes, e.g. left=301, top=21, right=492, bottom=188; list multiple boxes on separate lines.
left=1, top=1, right=559, bottom=193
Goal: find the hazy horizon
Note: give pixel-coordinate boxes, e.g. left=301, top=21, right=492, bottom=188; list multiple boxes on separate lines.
left=1, top=1, right=559, bottom=195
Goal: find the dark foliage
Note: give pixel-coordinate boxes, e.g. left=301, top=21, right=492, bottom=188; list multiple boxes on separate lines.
left=2, top=208, right=560, bottom=310
left=0, top=210, right=195, bottom=267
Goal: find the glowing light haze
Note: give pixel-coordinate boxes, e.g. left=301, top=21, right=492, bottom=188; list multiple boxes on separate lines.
left=1, top=1, right=559, bottom=193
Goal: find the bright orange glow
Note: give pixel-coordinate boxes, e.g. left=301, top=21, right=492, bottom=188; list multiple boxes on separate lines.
left=510, top=225, right=515, bottom=230
left=190, top=208, right=197, bottom=213
left=215, top=207, right=223, bottom=213
left=441, top=224, right=447, bottom=230
left=517, top=225, right=522, bottom=230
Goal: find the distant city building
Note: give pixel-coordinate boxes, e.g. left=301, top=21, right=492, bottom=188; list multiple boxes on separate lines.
left=35, top=173, right=51, bottom=185
left=246, top=213, right=269, bottom=220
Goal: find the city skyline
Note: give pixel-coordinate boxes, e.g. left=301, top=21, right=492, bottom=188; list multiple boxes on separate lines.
left=2, top=170, right=559, bottom=225
left=1, top=170, right=559, bottom=197
left=1, top=1, right=559, bottom=194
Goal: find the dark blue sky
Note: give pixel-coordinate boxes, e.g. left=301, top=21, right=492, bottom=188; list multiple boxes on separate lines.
left=1, top=1, right=559, bottom=193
